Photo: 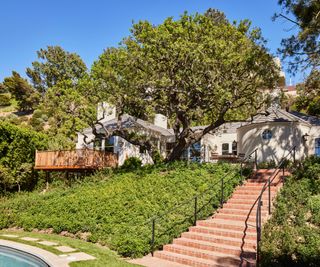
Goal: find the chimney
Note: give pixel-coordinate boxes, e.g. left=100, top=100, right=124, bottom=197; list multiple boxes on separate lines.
left=154, top=114, right=168, bottom=129
left=97, top=102, right=116, bottom=121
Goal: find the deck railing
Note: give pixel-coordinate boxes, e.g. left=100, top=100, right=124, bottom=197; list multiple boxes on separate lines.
left=34, top=149, right=118, bottom=170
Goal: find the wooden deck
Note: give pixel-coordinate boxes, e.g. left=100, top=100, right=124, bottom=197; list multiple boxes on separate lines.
left=34, top=149, right=118, bottom=170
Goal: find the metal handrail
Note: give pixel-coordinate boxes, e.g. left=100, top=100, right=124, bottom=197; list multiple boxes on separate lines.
left=148, top=148, right=258, bottom=256
left=255, top=145, right=296, bottom=265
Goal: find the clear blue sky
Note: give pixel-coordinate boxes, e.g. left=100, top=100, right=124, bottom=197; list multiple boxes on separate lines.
left=0, top=0, right=304, bottom=84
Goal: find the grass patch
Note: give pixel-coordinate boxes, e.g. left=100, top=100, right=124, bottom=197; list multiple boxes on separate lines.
left=0, top=162, right=241, bottom=257
left=0, top=229, right=137, bottom=267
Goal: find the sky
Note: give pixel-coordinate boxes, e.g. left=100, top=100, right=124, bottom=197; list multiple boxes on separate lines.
left=0, top=0, right=304, bottom=84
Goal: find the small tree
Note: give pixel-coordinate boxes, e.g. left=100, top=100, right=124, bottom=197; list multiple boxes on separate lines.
left=92, top=11, right=279, bottom=161
left=2, top=71, right=40, bottom=111
left=26, top=46, right=88, bottom=94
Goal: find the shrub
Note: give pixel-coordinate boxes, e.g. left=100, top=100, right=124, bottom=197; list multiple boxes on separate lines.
left=120, top=157, right=142, bottom=171
left=0, top=162, right=242, bottom=257
left=0, top=94, right=11, bottom=106
left=260, top=156, right=320, bottom=267
left=0, top=122, right=48, bottom=193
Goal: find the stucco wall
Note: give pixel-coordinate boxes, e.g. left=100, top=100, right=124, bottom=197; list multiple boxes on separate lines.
left=202, top=132, right=237, bottom=161
left=237, top=121, right=311, bottom=163
left=76, top=134, right=154, bottom=166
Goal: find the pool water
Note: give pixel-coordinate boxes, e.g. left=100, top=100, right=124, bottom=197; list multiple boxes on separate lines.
left=0, top=246, right=50, bottom=267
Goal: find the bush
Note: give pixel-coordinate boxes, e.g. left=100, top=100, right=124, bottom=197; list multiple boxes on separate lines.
left=0, top=162, right=242, bottom=257
left=120, top=157, right=142, bottom=171
left=260, top=156, right=320, bottom=267
left=257, top=160, right=276, bottom=169
left=0, top=94, right=11, bottom=106
left=0, top=122, right=48, bottom=193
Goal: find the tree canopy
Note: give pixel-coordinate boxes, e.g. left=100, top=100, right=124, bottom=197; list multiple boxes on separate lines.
left=295, top=69, right=320, bottom=115
left=276, top=0, right=320, bottom=71
left=92, top=11, right=279, bottom=161
left=2, top=71, right=40, bottom=111
left=26, top=46, right=88, bottom=94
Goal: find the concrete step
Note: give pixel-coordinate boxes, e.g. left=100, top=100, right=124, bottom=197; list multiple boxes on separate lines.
left=217, top=208, right=267, bottom=216
left=213, top=213, right=266, bottom=223
left=226, top=198, right=262, bottom=205
left=154, top=250, right=225, bottom=267
left=188, top=226, right=257, bottom=240
left=173, top=238, right=256, bottom=256
left=181, top=232, right=256, bottom=249
left=235, top=187, right=279, bottom=193
left=163, top=244, right=256, bottom=264
left=222, top=203, right=268, bottom=211
left=197, top=219, right=257, bottom=233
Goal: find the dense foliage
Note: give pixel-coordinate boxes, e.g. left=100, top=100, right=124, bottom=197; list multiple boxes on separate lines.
left=276, top=0, right=320, bottom=71
left=295, top=69, right=320, bottom=116
left=0, top=162, right=241, bottom=257
left=2, top=71, right=40, bottom=111
left=92, top=11, right=279, bottom=161
left=0, top=122, right=48, bottom=193
left=261, top=156, right=320, bottom=266
left=26, top=46, right=88, bottom=94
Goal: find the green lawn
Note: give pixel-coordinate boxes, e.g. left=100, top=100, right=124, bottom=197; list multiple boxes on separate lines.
left=0, top=229, right=137, bottom=267
left=0, top=162, right=241, bottom=258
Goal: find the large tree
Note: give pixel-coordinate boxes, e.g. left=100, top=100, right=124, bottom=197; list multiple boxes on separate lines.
left=26, top=46, right=87, bottom=94
left=37, top=77, right=96, bottom=146
left=2, top=71, right=40, bottom=111
left=276, top=0, right=320, bottom=71
left=295, top=69, right=320, bottom=115
left=92, top=11, right=279, bottom=161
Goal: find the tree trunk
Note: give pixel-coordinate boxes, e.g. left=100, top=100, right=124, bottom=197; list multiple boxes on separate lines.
left=166, top=139, right=188, bottom=162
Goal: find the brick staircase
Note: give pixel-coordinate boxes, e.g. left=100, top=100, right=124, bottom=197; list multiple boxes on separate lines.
left=150, top=169, right=286, bottom=267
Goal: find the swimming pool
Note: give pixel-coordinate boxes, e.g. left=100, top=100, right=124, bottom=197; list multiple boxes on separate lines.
left=0, top=245, right=51, bottom=267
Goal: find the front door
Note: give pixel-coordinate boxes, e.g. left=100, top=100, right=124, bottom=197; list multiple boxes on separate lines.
left=315, top=138, right=320, bottom=156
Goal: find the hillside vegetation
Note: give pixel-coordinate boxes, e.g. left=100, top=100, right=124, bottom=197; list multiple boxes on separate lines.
left=261, top=156, right=320, bottom=267
left=0, top=162, right=241, bottom=258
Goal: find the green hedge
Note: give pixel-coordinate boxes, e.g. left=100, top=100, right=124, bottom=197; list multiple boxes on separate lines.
left=0, top=162, right=241, bottom=257
left=261, top=156, right=320, bottom=267
left=0, top=122, right=48, bottom=192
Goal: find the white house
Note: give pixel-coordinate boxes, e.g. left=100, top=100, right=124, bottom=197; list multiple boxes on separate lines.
left=76, top=105, right=320, bottom=166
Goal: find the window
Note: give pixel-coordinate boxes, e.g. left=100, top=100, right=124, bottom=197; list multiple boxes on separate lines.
left=232, top=141, right=237, bottom=155
left=222, top=143, right=229, bottom=155
left=315, top=138, right=320, bottom=156
left=139, top=146, right=146, bottom=154
left=94, top=138, right=103, bottom=150
left=262, top=129, right=272, bottom=140
left=105, top=136, right=115, bottom=153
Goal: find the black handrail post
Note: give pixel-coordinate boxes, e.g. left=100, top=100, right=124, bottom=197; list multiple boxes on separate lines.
left=293, top=146, right=296, bottom=163
left=254, top=149, right=258, bottom=171
left=220, top=177, right=224, bottom=208
left=194, top=196, right=198, bottom=226
left=257, top=198, right=261, bottom=266
left=151, top=219, right=155, bottom=256
left=240, top=162, right=243, bottom=178
left=268, top=176, right=271, bottom=215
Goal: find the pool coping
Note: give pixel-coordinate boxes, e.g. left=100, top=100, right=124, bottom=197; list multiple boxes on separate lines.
left=0, top=239, right=70, bottom=267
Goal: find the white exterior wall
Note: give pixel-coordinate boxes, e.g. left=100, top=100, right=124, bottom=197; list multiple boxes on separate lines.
left=237, top=121, right=312, bottom=163
left=202, top=131, right=237, bottom=162
left=305, top=126, right=320, bottom=156
left=114, top=136, right=154, bottom=166
left=76, top=132, right=95, bottom=149
left=76, top=133, right=154, bottom=166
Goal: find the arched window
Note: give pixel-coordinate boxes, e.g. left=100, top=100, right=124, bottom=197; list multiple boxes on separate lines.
left=262, top=129, right=272, bottom=140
